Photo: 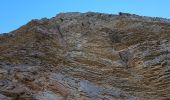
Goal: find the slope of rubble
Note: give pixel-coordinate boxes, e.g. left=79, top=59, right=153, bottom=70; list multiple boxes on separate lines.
left=0, top=12, right=170, bottom=100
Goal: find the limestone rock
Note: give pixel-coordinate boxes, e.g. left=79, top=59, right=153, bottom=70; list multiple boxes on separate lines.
left=0, top=12, right=170, bottom=100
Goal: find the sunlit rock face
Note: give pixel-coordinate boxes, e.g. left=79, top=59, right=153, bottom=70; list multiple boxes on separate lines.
left=1, top=12, right=170, bottom=100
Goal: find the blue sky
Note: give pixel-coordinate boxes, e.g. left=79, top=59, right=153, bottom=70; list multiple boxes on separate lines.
left=0, top=0, right=170, bottom=33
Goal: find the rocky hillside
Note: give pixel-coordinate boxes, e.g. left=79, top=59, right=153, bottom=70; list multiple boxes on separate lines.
left=0, top=12, right=170, bottom=100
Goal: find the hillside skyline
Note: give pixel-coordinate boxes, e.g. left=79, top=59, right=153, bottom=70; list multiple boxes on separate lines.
left=1, top=0, right=170, bottom=33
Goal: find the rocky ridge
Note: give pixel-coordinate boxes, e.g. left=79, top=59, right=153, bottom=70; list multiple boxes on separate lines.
left=0, top=12, right=170, bottom=100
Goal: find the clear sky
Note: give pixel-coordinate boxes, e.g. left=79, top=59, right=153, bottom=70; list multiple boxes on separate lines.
left=0, top=0, right=170, bottom=33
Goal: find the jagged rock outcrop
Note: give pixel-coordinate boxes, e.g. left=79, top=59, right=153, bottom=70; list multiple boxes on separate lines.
left=1, top=12, right=170, bottom=100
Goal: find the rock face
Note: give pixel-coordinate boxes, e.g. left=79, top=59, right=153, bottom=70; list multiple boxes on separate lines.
left=0, top=12, right=170, bottom=100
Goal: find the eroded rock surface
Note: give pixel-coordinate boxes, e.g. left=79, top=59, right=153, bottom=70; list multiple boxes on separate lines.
left=1, top=12, right=170, bottom=100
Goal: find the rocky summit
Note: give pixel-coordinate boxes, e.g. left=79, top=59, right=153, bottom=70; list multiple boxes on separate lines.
left=0, top=12, right=170, bottom=100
